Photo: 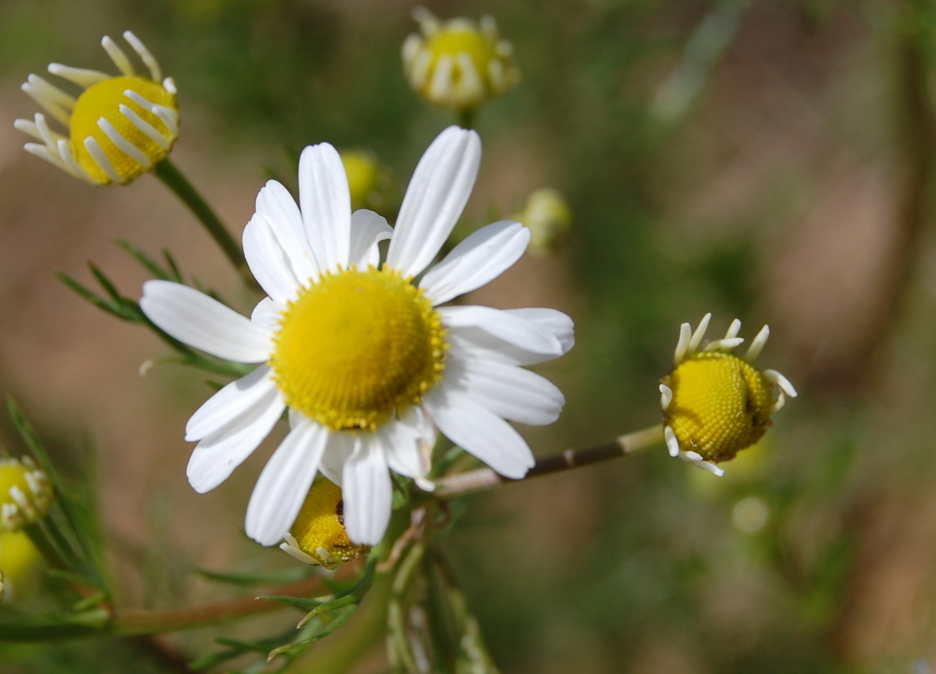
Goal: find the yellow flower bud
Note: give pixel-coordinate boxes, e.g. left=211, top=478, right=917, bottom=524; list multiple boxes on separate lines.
left=402, top=8, right=520, bottom=111
left=0, top=456, right=52, bottom=532
left=515, top=188, right=572, bottom=255
left=279, top=480, right=367, bottom=568
left=340, top=150, right=393, bottom=212
left=659, top=314, right=797, bottom=476
left=0, top=531, right=43, bottom=601
left=15, top=31, right=179, bottom=185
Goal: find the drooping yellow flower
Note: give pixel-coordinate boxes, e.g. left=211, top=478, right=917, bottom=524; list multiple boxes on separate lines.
left=0, top=456, right=52, bottom=532
left=15, top=31, right=179, bottom=185
left=659, top=314, right=797, bottom=476
left=402, top=8, right=520, bottom=111
left=0, top=531, right=43, bottom=602
left=280, top=480, right=367, bottom=568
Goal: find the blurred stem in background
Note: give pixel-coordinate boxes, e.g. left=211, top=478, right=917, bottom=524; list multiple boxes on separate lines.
left=152, top=159, right=257, bottom=290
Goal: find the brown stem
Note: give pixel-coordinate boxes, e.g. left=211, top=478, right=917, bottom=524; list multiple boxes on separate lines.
left=434, top=425, right=663, bottom=498
left=112, top=574, right=328, bottom=636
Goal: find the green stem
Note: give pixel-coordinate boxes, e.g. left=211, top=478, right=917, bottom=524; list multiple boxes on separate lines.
left=456, top=107, right=477, bottom=130
left=434, top=424, right=664, bottom=498
left=152, top=159, right=253, bottom=288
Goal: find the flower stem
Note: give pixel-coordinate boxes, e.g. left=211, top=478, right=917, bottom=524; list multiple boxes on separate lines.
left=152, top=159, right=255, bottom=289
left=112, top=574, right=328, bottom=636
left=456, top=107, right=477, bottom=130
left=433, top=424, right=664, bottom=498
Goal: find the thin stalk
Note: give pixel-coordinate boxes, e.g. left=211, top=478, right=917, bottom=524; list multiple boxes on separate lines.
left=434, top=424, right=664, bottom=498
left=112, top=574, right=328, bottom=636
left=456, top=107, right=477, bottom=130
left=152, top=159, right=254, bottom=289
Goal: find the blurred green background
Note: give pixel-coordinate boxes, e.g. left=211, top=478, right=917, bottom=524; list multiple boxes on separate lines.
left=1, top=0, right=936, bottom=672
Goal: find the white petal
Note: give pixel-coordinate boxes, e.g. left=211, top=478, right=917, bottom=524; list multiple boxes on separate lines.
left=299, top=143, right=351, bottom=272
left=141, top=280, right=272, bottom=362
left=250, top=297, right=282, bottom=335
left=245, top=419, right=328, bottom=546
left=342, top=436, right=392, bottom=545
left=186, top=389, right=285, bottom=493
left=243, top=214, right=301, bottom=303
left=381, top=407, right=431, bottom=479
left=185, top=365, right=276, bottom=441
left=440, top=306, right=563, bottom=363
left=349, top=209, right=392, bottom=269
left=505, top=308, right=575, bottom=356
left=420, top=220, right=529, bottom=305
left=387, top=127, right=481, bottom=278
left=424, top=387, right=534, bottom=479
left=256, top=180, right=320, bottom=283
left=446, top=357, right=565, bottom=426
left=319, top=429, right=354, bottom=485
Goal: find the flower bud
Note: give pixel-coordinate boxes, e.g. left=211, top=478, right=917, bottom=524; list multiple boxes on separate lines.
left=0, top=456, right=52, bottom=532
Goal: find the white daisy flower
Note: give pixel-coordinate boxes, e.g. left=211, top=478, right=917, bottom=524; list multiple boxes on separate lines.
left=140, top=126, right=573, bottom=546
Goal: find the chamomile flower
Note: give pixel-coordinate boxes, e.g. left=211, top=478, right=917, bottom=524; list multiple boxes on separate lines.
left=15, top=30, right=178, bottom=185
left=402, top=8, right=520, bottom=111
left=141, top=126, right=573, bottom=546
left=0, top=457, right=52, bottom=532
left=659, top=314, right=797, bottom=476
left=514, top=188, right=572, bottom=255
left=341, top=150, right=393, bottom=212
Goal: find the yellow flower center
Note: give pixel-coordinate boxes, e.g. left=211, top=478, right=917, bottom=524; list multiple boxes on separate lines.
left=425, top=28, right=496, bottom=84
left=290, top=480, right=366, bottom=568
left=70, top=75, right=177, bottom=184
left=271, top=267, right=446, bottom=431
left=0, top=531, right=43, bottom=602
left=662, top=352, right=774, bottom=463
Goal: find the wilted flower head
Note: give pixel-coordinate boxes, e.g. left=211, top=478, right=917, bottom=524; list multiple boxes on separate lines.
left=280, top=480, right=367, bottom=568
left=15, top=30, right=179, bottom=185
left=402, top=8, right=519, bottom=111
left=0, top=531, right=43, bottom=602
left=515, top=188, right=572, bottom=255
left=0, top=456, right=52, bottom=532
left=659, top=314, right=797, bottom=476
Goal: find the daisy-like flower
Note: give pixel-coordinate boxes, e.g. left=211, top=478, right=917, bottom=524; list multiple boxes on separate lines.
left=659, top=314, right=797, bottom=476
left=141, top=126, right=573, bottom=545
left=15, top=30, right=178, bottom=185
left=340, top=149, right=393, bottom=212
left=514, top=188, right=573, bottom=255
left=402, top=8, right=520, bottom=111
left=0, top=456, right=52, bottom=532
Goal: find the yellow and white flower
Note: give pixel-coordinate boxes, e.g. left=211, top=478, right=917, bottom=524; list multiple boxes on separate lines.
left=0, top=456, right=52, bottom=532
left=402, top=8, right=520, bottom=110
left=141, top=126, right=572, bottom=545
left=279, top=480, right=366, bottom=568
left=15, top=30, right=178, bottom=185
left=659, top=314, right=797, bottom=476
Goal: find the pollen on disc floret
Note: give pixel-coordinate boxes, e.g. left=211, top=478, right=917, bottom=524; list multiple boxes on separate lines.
left=15, top=30, right=179, bottom=185
left=658, top=314, right=798, bottom=476
left=270, top=266, right=447, bottom=432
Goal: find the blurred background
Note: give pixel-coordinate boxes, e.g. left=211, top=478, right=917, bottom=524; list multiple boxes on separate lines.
left=1, top=0, right=935, bottom=671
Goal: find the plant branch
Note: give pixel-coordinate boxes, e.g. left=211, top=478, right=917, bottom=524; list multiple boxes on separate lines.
left=152, top=159, right=257, bottom=291
left=112, top=573, right=330, bottom=636
left=434, top=424, right=663, bottom=498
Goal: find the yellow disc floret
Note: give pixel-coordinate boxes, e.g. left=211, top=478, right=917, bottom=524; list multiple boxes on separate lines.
left=662, top=352, right=774, bottom=463
left=0, top=457, right=52, bottom=532
left=287, top=480, right=367, bottom=568
left=271, top=267, right=446, bottom=431
left=69, top=75, right=178, bottom=184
